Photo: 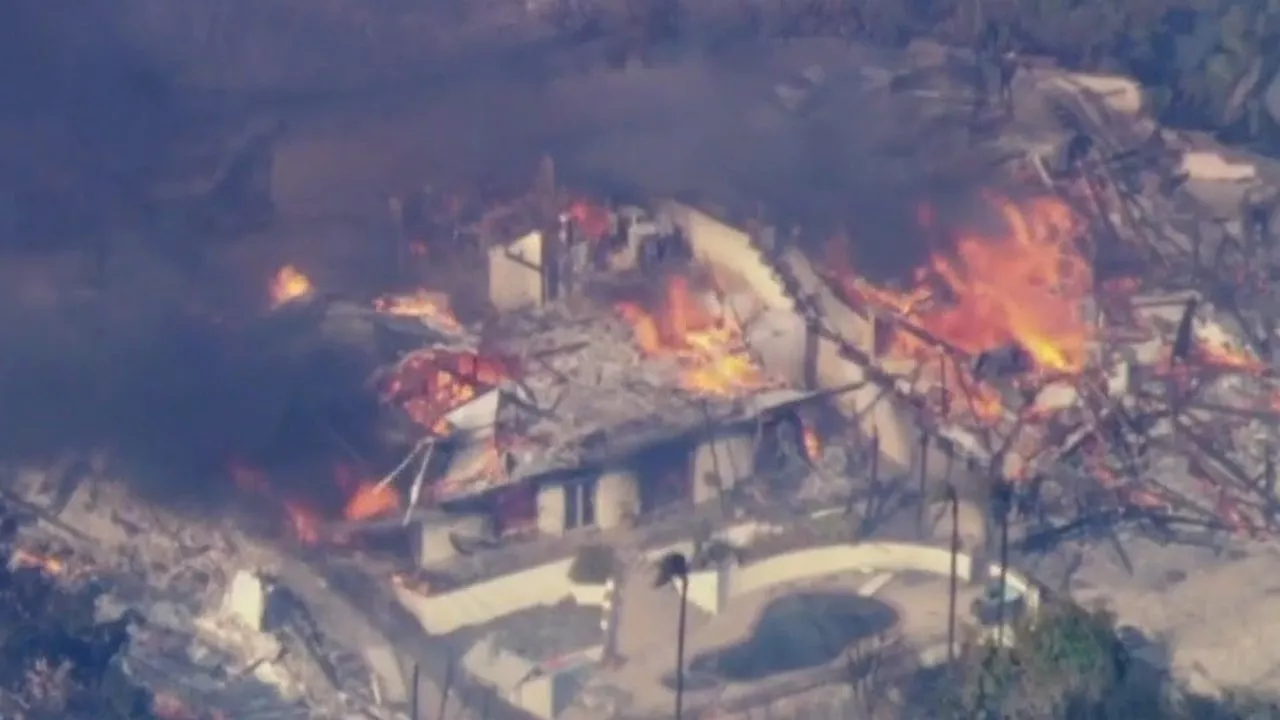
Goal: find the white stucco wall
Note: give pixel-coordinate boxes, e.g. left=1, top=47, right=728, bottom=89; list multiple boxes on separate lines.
left=690, top=541, right=1039, bottom=616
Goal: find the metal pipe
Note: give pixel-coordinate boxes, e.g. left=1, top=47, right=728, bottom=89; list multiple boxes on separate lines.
left=675, top=575, right=690, bottom=720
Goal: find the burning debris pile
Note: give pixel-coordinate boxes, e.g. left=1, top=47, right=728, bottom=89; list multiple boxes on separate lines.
left=813, top=116, right=1280, bottom=539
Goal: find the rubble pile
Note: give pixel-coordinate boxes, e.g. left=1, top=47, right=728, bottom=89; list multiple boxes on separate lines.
left=0, top=463, right=404, bottom=720
left=0, top=502, right=153, bottom=720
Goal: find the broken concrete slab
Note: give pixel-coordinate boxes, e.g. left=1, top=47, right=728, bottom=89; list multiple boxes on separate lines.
left=223, top=569, right=268, bottom=631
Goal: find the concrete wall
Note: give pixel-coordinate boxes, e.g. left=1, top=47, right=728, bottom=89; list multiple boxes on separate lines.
left=595, top=466, right=640, bottom=530
left=396, top=560, right=609, bottom=719
left=396, top=558, right=578, bottom=634
left=1046, top=73, right=1144, bottom=116
left=659, top=201, right=795, bottom=312
left=461, top=633, right=558, bottom=720
left=664, top=204, right=984, bottom=491
left=535, top=483, right=566, bottom=535
left=656, top=201, right=925, bottom=479
left=681, top=541, right=1039, bottom=617
left=488, top=230, right=544, bottom=312
left=691, top=426, right=756, bottom=504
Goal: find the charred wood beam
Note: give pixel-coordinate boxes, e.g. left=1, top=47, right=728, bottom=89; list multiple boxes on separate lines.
left=1173, top=419, right=1259, bottom=490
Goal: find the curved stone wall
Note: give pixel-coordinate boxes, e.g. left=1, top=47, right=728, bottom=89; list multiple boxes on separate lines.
left=684, top=541, right=1040, bottom=617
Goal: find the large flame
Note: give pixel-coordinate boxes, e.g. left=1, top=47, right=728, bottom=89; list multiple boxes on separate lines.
left=832, top=194, right=1092, bottom=375
left=269, top=265, right=314, bottom=307
left=616, top=276, right=768, bottom=396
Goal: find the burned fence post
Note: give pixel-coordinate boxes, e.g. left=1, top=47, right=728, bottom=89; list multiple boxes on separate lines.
left=1242, top=183, right=1278, bottom=249
left=993, top=479, right=1013, bottom=648
left=1267, top=442, right=1277, bottom=532
left=998, top=51, right=1019, bottom=118
left=850, top=430, right=881, bottom=537
left=946, top=484, right=960, bottom=665
left=410, top=661, right=421, bottom=720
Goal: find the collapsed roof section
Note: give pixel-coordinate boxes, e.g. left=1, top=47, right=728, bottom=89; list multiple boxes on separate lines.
left=423, top=298, right=818, bottom=504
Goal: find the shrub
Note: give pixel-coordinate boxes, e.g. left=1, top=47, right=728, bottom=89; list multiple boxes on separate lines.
left=567, top=543, right=616, bottom=585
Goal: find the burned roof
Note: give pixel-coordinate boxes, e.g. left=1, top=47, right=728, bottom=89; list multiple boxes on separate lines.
left=430, top=300, right=816, bottom=502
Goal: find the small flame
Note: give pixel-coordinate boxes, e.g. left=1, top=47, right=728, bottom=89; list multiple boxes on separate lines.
left=283, top=502, right=323, bottom=544
left=616, top=276, right=768, bottom=396
left=802, top=423, right=822, bottom=463
left=374, top=289, right=463, bottom=332
left=229, top=460, right=330, bottom=545
left=566, top=199, right=614, bottom=242
left=11, top=548, right=66, bottom=575
left=1196, top=339, right=1265, bottom=373
left=343, top=481, right=401, bottom=521
left=269, top=265, right=314, bottom=307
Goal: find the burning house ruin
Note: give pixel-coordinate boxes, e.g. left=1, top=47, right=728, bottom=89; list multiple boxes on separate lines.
left=690, top=121, right=1280, bottom=544
left=10, top=52, right=1280, bottom=719
left=236, top=123, right=1280, bottom=576
left=230, top=186, right=832, bottom=569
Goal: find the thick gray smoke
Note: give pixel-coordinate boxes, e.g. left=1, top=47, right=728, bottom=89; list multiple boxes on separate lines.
left=0, top=6, right=989, bottom=504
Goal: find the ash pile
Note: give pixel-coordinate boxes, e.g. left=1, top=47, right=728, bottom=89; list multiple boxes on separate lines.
left=801, top=72, right=1280, bottom=547
left=0, top=458, right=409, bottom=719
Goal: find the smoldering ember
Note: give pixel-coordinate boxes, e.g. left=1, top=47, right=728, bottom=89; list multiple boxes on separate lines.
left=8, top=35, right=1280, bottom=720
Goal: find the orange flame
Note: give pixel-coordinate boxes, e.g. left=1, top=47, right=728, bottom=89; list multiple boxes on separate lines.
left=230, top=460, right=402, bottom=545
left=616, top=276, right=768, bottom=396
left=1196, top=340, right=1265, bottom=374
left=802, top=423, right=822, bottom=463
left=851, top=195, right=1091, bottom=374
left=343, top=481, right=401, bottom=521
left=11, top=548, right=66, bottom=575
left=269, top=265, right=314, bottom=308
left=566, top=198, right=614, bottom=242
left=374, top=289, right=464, bottom=333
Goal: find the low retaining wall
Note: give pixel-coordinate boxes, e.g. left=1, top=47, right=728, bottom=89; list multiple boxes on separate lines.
left=394, top=559, right=609, bottom=720
left=683, top=541, right=1040, bottom=617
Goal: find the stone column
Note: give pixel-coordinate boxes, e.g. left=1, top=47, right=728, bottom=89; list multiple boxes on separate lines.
left=536, top=483, right=567, bottom=535
left=595, top=466, right=641, bottom=530
left=691, top=427, right=756, bottom=504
